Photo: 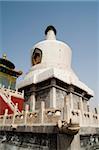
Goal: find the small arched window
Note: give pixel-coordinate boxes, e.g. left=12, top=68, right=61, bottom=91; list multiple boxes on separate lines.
left=32, top=48, right=42, bottom=66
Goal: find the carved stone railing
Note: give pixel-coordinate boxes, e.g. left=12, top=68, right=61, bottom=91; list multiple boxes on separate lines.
left=70, top=109, right=99, bottom=127
left=64, top=94, right=99, bottom=128
left=0, top=95, right=98, bottom=133
left=0, top=102, right=61, bottom=127
left=0, top=87, right=24, bottom=98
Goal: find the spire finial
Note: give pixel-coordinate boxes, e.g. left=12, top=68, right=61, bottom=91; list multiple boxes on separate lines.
left=2, top=53, right=7, bottom=59
left=45, top=25, right=57, bottom=40
left=45, top=25, right=57, bottom=35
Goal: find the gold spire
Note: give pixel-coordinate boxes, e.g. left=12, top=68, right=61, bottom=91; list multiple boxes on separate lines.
left=2, top=53, right=7, bottom=59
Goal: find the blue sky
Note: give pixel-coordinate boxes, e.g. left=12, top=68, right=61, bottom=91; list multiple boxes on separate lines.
left=0, top=1, right=99, bottom=106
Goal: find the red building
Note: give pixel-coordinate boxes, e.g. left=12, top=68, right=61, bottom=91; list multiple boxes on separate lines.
left=0, top=54, right=24, bottom=115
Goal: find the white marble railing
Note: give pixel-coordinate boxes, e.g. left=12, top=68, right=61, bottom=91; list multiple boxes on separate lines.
left=0, top=101, right=98, bottom=129
left=70, top=109, right=99, bottom=127
left=0, top=94, right=99, bottom=129
left=64, top=94, right=99, bottom=128
left=0, top=102, right=61, bottom=127
left=0, top=87, right=24, bottom=98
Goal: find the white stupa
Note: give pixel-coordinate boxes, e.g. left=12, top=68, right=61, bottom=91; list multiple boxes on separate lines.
left=18, top=25, right=93, bottom=97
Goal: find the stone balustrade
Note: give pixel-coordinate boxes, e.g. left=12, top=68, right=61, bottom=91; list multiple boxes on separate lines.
left=0, top=87, right=24, bottom=98
left=0, top=102, right=61, bottom=127
left=0, top=97, right=98, bottom=129
left=70, top=109, right=99, bottom=127
left=0, top=96, right=99, bottom=128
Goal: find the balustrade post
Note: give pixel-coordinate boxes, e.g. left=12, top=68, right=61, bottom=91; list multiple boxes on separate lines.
left=41, top=101, right=45, bottom=124
left=3, top=109, right=8, bottom=125
left=24, top=104, right=29, bottom=125
left=63, top=95, right=70, bottom=123
left=22, top=90, right=24, bottom=98
left=12, top=103, right=18, bottom=125
left=30, top=93, right=35, bottom=112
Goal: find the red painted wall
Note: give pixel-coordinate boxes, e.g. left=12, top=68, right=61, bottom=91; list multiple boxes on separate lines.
left=0, top=96, right=13, bottom=115
left=11, top=96, right=24, bottom=112
left=0, top=96, right=24, bottom=115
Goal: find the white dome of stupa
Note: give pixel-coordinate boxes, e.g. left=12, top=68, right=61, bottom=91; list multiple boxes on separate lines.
left=18, top=25, right=94, bottom=96
left=30, top=26, right=72, bottom=71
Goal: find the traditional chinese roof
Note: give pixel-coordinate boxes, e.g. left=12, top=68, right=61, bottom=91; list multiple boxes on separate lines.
left=0, top=54, right=22, bottom=77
